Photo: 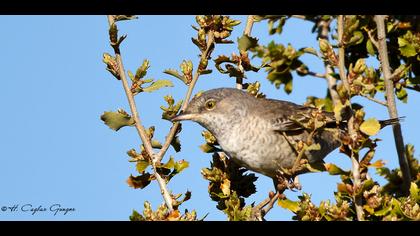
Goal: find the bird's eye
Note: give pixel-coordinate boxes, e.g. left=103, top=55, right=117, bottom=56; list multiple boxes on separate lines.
left=205, top=100, right=216, bottom=110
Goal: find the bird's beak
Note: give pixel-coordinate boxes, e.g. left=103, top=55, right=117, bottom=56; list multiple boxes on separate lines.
left=171, top=112, right=197, bottom=122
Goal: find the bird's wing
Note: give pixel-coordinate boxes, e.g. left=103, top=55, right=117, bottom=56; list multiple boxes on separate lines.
left=258, top=99, right=335, bottom=132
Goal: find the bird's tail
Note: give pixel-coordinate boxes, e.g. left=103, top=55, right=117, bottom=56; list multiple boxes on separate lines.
left=379, top=116, right=405, bottom=128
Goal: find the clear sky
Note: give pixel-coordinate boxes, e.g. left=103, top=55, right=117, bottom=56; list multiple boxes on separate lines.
left=1, top=15, right=419, bottom=221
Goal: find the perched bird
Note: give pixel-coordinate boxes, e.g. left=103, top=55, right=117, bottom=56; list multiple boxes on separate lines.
left=172, top=87, right=399, bottom=179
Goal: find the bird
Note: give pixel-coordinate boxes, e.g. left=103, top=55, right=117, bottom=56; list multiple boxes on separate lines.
left=171, top=87, right=400, bottom=180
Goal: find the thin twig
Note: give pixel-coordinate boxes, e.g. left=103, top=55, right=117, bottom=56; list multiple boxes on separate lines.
left=156, top=31, right=216, bottom=162
left=406, top=85, right=420, bottom=92
left=243, top=15, right=255, bottom=36
left=106, top=15, right=174, bottom=212
left=290, top=15, right=307, bottom=20
left=261, top=192, right=280, bottom=217
left=236, top=15, right=255, bottom=90
left=374, top=15, right=411, bottom=196
left=296, top=67, right=326, bottom=79
left=318, top=18, right=340, bottom=107
left=106, top=15, right=154, bottom=157
left=359, top=93, right=388, bottom=106
left=337, top=16, right=351, bottom=95
left=338, top=15, right=364, bottom=221
left=366, top=29, right=379, bottom=49
left=390, top=65, right=408, bottom=82
left=251, top=191, right=281, bottom=221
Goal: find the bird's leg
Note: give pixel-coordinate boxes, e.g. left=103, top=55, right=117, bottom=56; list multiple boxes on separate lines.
left=291, top=141, right=307, bottom=174
left=291, top=128, right=318, bottom=174
left=293, top=176, right=302, bottom=190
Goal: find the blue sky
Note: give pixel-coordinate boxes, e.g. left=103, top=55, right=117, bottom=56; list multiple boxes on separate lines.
left=0, top=15, right=419, bottom=221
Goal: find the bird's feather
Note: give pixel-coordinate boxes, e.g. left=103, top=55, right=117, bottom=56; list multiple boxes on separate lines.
left=254, top=98, right=336, bottom=132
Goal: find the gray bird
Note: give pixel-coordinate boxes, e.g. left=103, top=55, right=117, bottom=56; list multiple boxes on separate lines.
left=172, top=87, right=398, bottom=179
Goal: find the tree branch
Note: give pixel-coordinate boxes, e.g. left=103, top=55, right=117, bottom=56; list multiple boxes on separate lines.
left=290, top=15, right=308, bottom=20
left=366, top=29, right=379, bottom=49
left=318, top=18, right=340, bottom=107
left=156, top=30, right=216, bottom=162
left=106, top=15, right=174, bottom=212
left=374, top=15, right=411, bottom=196
left=359, top=93, right=388, bottom=106
left=406, top=85, right=420, bottom=92
left=338, top=15, right=364, bottom=221
left=296, top=67, right=326, bottom=79
left=337, top=16, right=351, bottom=95
left=236, top=15, right=255, bottom=90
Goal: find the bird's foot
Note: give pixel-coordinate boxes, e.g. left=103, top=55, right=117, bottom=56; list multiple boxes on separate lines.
left=275, top=169, right=303, bottom=192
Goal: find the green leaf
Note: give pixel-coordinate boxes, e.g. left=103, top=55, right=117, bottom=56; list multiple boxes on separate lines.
left=126, top=174, right=152, bottom=189
left=221, top=179, right=231, bottom=196
left=136, top=160, right=150, bottom=173
left=366, top=39, right=376, bottom=56
left=348, top=31, right=364, bottom=45
left=151, top=139, right=162, bottom=149
left=174, top=160, right=189, bottom=173
left=237, top=35, right=258, bottom=52
left=100, top=109, right=135, bottom=131
left=142, top=80, right=173, bottom=93
left=225, top=64, right=243, bottom=78
left=127, top=70, right=135, bottom=82
left=398, top=37, right=417, bottom=57
left=396, top=87, right=408, bottom=103
left=267, top=72, right=293, bottom=93
left=374, top=205, right=392, bottom=217
left=214, top=55, right=234, bottom=74
left=164, top=69, right=187, bottom=84
left=305, top=143, right=321, bottom=151
left=325, top=163, right=349, bottom=175
left=109, top=23, right=118, bottom=44
left=162, top=156, right=175, bottom=169
left=200, top=69, right=213, bottom=75
left=356, top=179, right=375, bottom=197
left=133, top=60, right=150, bottom=81
left=129, top=209, right=144, bottom=221
left=284, top=78, right=293, bottom=94
left=360, top=118, right=381, bottom=136
left=410, top=182, right=420, bottom=201
left=300, top=47, right=318, bottom=56
left=114, top=15, right=138, bottom=22
left=170, top=136, right=181, bottom=152
left=278, top=199, right=300, bottom=213
left=200, top=143, right=216, bottom=153
left=408, top=76, right=420, bottom=85
left=306, top=161, right=327, bottom=172
left=103, top=53, right=119, bottom=79
left=333, top=100, right=351, bottom=122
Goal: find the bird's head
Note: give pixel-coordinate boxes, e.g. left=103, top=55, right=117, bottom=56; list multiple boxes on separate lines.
left=171, top=88, right=251, bottom=136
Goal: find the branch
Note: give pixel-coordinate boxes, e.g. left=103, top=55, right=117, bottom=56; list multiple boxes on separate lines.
left=337, top=16, right=351, bottom=95
left=338, top=15, right=364, bottom=221
left=290, top=15, right=309, bottom=21
left=318, top=18, right=340, bottom=107
left=296, top=67, right=326, bottom=79
left=406, top=85, right=420, bottom=92
left=236, top=15, right=255, bottom=90
left=366, top=29, right=379, bottom=49
left=374, top=15, right=411, bottom=195
left=261, top=192, right=281, bottom=217
left=251, top=190, right=282, bottom=221
left=156, top=30, right=216, bottom=162
left=244, top=15, right=255, bottom=36
left=106, top=15, right=174, bottom=212
left=359, top=93, right=388, bottom=106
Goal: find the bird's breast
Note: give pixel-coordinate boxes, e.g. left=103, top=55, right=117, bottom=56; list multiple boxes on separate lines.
left=216, top=117, right=289, bottom=177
